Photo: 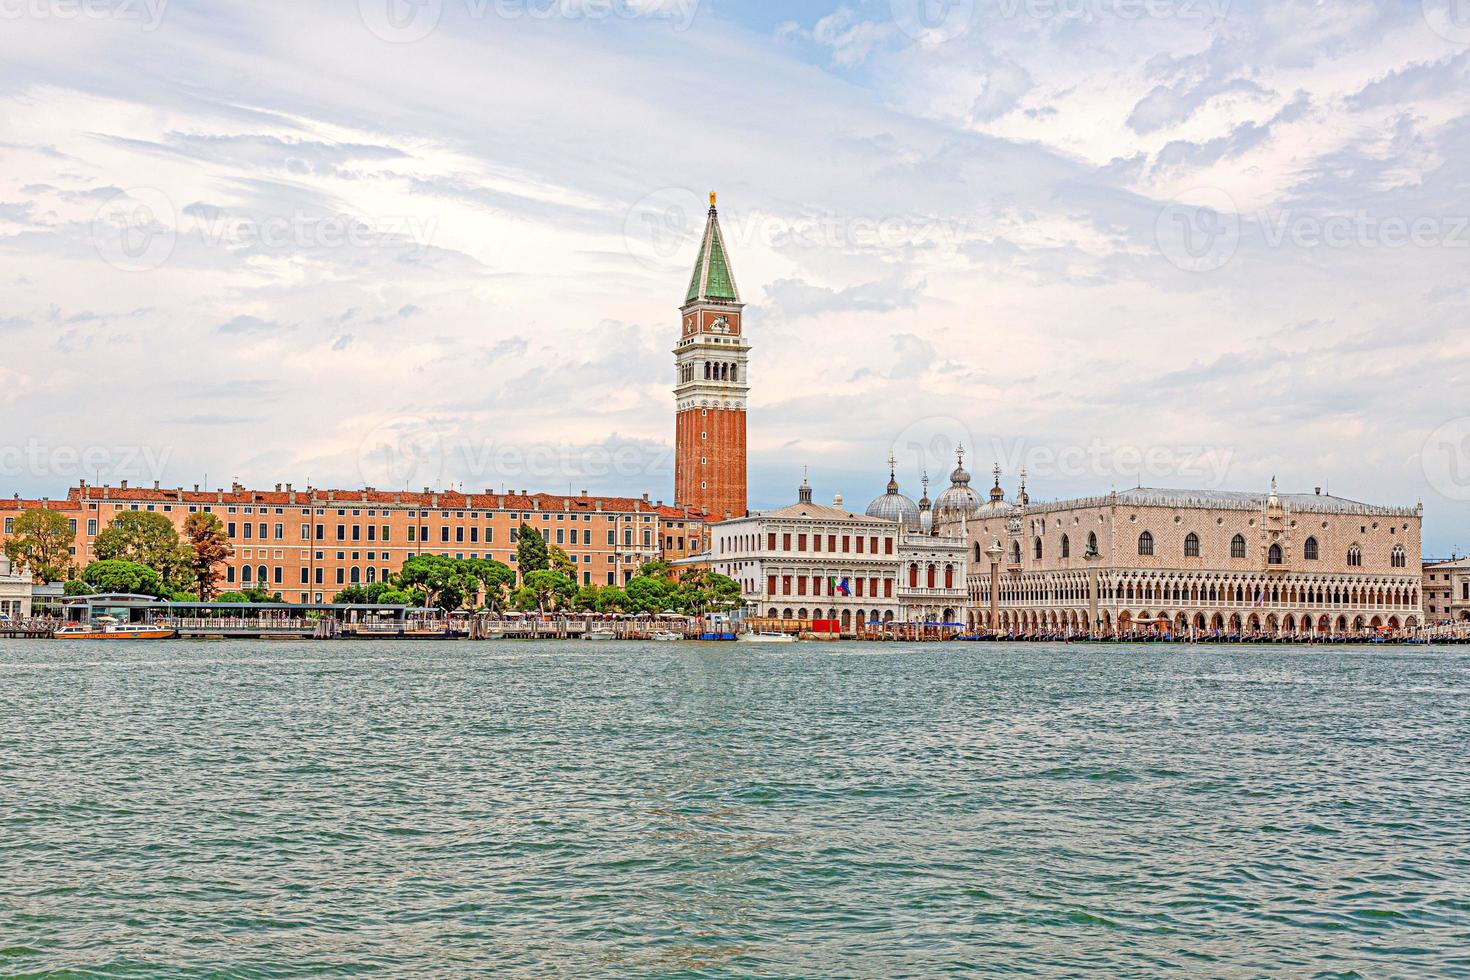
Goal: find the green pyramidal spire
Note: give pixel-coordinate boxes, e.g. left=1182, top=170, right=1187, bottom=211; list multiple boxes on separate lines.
left=686, top=192, right=741, bottom=305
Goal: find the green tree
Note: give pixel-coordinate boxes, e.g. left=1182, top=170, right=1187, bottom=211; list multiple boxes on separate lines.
left=569, top=584, right=601, bottom=612
left=395, top=554, right=476, bottom=611
left=335, top=582, right=416, bottom=606
left=182, top=512, right=232, bottom=600
left=595, top=586, right=629, bottom=613
left=673, top=570, right=743, bottom=615
left=515, top=522, right=549, bottom=578
left=3, top=508, right=74, bottom=584
left=548, top=545, right=576, bottom=577
left=466, top=558, right=516, bottom=610
left=80, top=559, right=168, bottom=598
left=517, top=569, right=576, bottom=615
left=637, top=559, right=674, bottom=581
left=94, top=511, right=191, bottom=589
left=624, top=575, right=674, bottom=615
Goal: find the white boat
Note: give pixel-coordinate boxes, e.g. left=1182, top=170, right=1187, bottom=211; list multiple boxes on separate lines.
left=650, top=631, right=683, bottom=642
left=739, top=631, right=797, bottom=643
left=584, top=630, right=618, bottom=641
left=54, top=617, right=176, bottom=640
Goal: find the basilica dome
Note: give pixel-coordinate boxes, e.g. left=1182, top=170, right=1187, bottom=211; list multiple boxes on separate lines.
left=933, top=448, right=982, bottom=523
left=865, top=461, right=922, bottom=529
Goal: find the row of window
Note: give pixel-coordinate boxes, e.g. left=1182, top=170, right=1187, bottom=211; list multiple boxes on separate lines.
left=994, top=529, right=1409, bottom=568
left=766, top=574, right=894, bottom=599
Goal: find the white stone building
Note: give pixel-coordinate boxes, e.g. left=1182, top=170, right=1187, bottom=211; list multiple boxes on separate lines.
left=706, top=472, right=967, bottom=629
left=0, top=554, right=33, bottom=620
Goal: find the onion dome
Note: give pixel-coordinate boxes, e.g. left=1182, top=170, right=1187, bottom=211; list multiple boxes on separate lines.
left=978, top=463, right=1015, bottom=514
left=933, top=444, right=982, bottom=523
left=866, top=455, right=921, bottom=529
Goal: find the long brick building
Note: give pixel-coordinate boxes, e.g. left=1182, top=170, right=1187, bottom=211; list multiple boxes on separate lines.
left=2, top=482, right=706, bottom=602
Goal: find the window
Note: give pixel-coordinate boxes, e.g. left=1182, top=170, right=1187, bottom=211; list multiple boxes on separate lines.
left=1348, top=545, right=1362, bottom=567
left=1231, top=534, right=1247, bottom=559
left=1268, top=543, right=1283, bottom=565
left=1392, top=545, right=1406, bottom=568
left=1138, top=531, right=1154, bottom=556
left=1087, top=531, right=1097, bottom=555
left=1033, top=538, right=1043, bottom=560
left=1184, top=533, right=1200, bottom=558
left=1061, top=534, right=1070, bottom=559
left=1304, top=536, right=1319, bottom=561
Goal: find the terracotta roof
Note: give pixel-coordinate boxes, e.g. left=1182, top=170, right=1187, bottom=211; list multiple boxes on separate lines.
left=15, top=484, right=708, bottom=521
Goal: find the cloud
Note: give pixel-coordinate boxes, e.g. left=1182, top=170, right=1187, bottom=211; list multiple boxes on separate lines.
left=765, top=277, right=925, bottom=318
left=217, top=315, right=291, bottom=336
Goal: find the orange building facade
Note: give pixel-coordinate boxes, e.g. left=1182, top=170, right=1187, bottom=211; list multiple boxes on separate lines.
left=2, top=483, right=706, bottom=603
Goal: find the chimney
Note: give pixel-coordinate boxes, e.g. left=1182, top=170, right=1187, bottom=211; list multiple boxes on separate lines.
left=193, top=484, right=199, bottom=492
left=286, top=483, right=293, bottom=493
left=120, top=480, right=128, bottom=489
left=581, top=489, right=589, bottom=498
left=1315, top=487, right=1322, bottom=495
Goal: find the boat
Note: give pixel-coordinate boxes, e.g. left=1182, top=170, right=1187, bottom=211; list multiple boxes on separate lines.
left=54, top=617, right=176, bottom=640
left=584, top=629, right=618, bottom=641
left=651, top=631, right=683, bottom=642
left=739, top=631, right=797, bottom=643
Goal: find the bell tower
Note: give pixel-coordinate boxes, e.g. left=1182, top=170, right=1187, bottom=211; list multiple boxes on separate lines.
left=674, top=192, right=748, bottom=520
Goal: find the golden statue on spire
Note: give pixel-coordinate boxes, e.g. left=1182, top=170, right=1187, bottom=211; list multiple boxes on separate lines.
left=710, top=190, right=717, bottom=208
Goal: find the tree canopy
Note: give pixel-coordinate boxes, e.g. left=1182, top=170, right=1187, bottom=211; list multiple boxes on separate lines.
left=94, top=511, right=191, bottom=589
left=78, top=560, right=171, bottom=599
left=515, top=523, right=549, bottom=577
left=182, top=512, right=232, bottom=601
left=3, top=508, right=74, bottom=584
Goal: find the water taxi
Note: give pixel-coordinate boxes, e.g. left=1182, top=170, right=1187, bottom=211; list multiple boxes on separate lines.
left=738, top=631, right=797, bottom=644
left=54, top=617, right=176, bottom=640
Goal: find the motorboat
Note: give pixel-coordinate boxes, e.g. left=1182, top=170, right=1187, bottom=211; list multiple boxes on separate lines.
left=650, top=630, right=683, bottom=642
left=739, top=631, right=797, bottom=643
left=54, top=617, right=176, bottom=640
left=584, top=629, right=618, bottom=641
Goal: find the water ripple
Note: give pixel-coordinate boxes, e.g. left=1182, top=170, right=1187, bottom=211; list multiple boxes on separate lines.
left=1, top=640, right=1468, bottom=976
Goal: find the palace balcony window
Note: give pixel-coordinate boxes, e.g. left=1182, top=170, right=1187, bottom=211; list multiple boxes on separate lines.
left=1138, top=531, right=1154, bottom=557
left=1348, top=545, right=1362, bottom=567
left=1268, top=544, right=1284, bottom=565
left=1304, top=536, right=1319, bottom=560
left=1231, top=534, right=1247, bottom=559
left=1184, top=533, right=1200, bottom=558
left=1061, top=534, right=1070, bottom=559
left=1392, top=545, right=1407, bottom=568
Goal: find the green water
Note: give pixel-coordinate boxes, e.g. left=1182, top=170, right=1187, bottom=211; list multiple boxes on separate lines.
left=1, top=640, right=1468, bottom=977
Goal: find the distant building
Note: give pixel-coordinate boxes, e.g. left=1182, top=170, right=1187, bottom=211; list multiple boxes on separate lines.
left=928, top=457, right=1425, bottom=635
left=0, top=554, right=32, bottom=619
left=1422, top=557, right=1470, bottom=624
left=705, top=469, right=967, bottom=628
left=2, top=483, right=707, bottom=602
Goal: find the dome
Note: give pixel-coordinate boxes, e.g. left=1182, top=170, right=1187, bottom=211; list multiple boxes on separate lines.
left=978, top=464, right=1014, bottom=514
left=933, top=447, right=981, bottom=523
left=866, top=460, right=922, bottom=529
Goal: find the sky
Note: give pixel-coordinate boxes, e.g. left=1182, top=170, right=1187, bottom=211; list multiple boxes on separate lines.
left=0, top=0, right=1468, bottom=553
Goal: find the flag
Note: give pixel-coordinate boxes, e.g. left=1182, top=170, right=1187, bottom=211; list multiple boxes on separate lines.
left=1254, top=589, right=1264, bottom=607
left=830, top=577, right=851, bottom=596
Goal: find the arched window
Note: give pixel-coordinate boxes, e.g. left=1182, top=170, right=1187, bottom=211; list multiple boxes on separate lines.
left=1010, top=541, right=1021, bottom=564
left=909, top=563, right=918, bottom=588
left=1184, top=533, right=1200, bottom=558
left=1033, top=537, right=1043, bottom=560
left=927, top=564, right=937, bottom=588
left=1138, top=531, right=1154, bottom=557
left=944, top=565, right=954, bottom=589
left=1348, top=545, right=1362, bottom=567
left=1392, top=545, right=1406, bottom=568
left=1268, top=543, right=1283, bottom=565
left=1231, top=534, right=1247, bottom=559
left=1304, top=536, right=1319, bottom=560
left=1087, top=531, right=1098, bottom=555
left=241, top=564, right=253, bottom=584
left=974, top=542, right=983, bottom=562
left=1061, top=534, right=1070, bottom=559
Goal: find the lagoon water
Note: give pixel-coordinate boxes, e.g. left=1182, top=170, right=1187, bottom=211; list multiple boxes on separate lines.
left=1, top=640, right=1468, bottom=977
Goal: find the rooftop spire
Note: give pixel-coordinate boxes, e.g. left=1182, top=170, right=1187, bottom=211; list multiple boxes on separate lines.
left=686, top=192, right=740, bottom=305
left=798, top=467, right=813, bottom=505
